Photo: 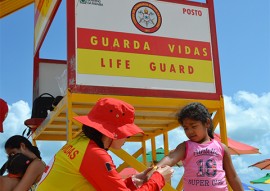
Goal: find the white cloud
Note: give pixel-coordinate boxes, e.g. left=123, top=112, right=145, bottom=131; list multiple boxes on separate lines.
left=0, top=100, right=31, bottom=170
left=0, top=101, right=31, bottom=147
left=224, top=91, right=270, bottom=148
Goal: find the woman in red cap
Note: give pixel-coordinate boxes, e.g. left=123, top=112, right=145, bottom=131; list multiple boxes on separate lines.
left=37, top=97, right=173, bottom=191
left=0, top=98, right=8, bottom=133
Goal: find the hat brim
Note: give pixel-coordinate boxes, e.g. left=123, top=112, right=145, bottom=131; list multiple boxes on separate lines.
left=73, top=115, right=144, bottom=139
left=0, top=123, right=3, bottom=133
left=0, top=114, right=6, bottom=133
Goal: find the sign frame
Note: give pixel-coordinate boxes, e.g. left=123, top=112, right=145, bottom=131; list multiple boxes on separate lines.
left=67, top=0, right=222, bottom=100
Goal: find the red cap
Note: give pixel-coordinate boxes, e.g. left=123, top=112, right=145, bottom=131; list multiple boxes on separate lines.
left=73, top=98, right=143, bottom=139
left=0, top=98, right=8, bottom=133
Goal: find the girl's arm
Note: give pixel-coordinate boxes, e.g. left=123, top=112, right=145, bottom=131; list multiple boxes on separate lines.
left=222, top=144, right=244, bottom=191
left=156, top=142, right=185, bottom=167
left=133, top=143, right=185, bottom=185
left=12, top=159, right=45, bottom=191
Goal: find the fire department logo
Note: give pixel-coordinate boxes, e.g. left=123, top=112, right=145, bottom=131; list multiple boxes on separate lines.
left=131, top=2, right=162, bottom=33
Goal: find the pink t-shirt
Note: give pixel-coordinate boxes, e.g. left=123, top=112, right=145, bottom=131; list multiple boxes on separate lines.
left=182, top=139, right=228, bottom=191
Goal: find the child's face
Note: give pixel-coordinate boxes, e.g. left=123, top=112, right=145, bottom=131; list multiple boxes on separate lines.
left=182, top=118, right=210, bottom=143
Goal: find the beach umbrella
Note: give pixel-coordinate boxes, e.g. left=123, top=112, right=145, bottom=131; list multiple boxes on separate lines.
left=250, top=173, right=270, bottom=184
left=137, top=147, right=165, bottom=163
left=137, top=147, right=182, bottom=167
left=242, top=182, right=264, bottom=190
left=214, top=133, right=260, bottom=155
left=249, top=159, right=270, bottom=170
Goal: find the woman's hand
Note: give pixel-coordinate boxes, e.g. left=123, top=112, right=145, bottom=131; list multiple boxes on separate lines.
left=135, top=167, right=153, bottom=180
left=132, top=165, right=174, bottom=187
left=132, top=167, right=154, bottom=187
left=155, top=165, right=174, bottom=182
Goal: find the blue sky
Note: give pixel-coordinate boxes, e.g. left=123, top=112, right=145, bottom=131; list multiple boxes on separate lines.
left=0, top=0, right=270, bottom=190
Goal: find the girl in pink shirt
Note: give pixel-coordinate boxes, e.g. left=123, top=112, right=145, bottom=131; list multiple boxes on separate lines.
left=157, top=102, right=243, bottom=191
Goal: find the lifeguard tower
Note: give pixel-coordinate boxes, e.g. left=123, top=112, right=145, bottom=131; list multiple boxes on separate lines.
left=1, top=0, right=230, bottom=190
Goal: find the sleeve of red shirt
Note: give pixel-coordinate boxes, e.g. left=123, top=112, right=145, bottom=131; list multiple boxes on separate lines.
left=79, top=141, right=165, bottom=191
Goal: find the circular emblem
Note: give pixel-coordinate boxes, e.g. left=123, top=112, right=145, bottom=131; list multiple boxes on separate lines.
left=131, top=2, right=162, bottom=33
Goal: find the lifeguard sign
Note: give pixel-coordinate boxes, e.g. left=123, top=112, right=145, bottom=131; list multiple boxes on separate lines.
left=68, top=0, right=222, bottom=100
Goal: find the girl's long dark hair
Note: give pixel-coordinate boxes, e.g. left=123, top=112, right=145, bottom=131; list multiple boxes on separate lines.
left=7, top=153, right=32, bottom=175
left=4, top=135, right=42, bottom=159
left=0, top=162, right=7, bottom=175
left=177, top=102, right=214, bottom=139
left=1, top=153, right=32, bottom=176
left=82, top=125, right=106, bottom=149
